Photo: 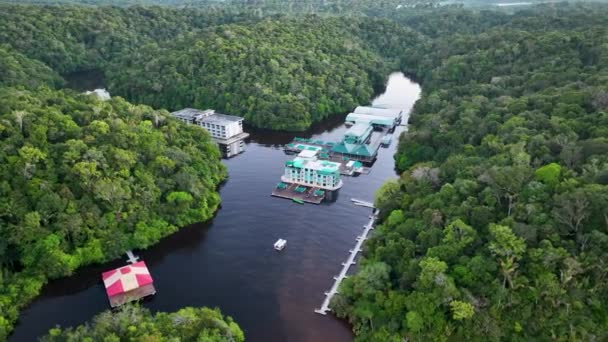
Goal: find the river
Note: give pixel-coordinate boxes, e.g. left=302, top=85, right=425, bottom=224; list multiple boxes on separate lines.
left=10, top=72, right=421, bottom=342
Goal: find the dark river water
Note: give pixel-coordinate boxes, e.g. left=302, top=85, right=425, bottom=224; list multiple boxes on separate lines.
left=10, top=73, right=420, bottom=342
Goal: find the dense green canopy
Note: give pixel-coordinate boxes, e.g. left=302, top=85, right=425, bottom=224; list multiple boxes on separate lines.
left=0, top=87, right=226, bottom=339
left=1, top=1, right=608, bottom=341
left=332, top=5, right=608, bottom=341
left=0, top=46, right=64, bottom=89
left=105, top=17, right=387, bottom=130
left=0, top=5, right=389, bottom=131
left=41, top=305, right=244, bottom=342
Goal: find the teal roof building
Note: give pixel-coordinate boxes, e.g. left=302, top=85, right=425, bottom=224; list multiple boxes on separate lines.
left=282, top=149, right=343, bottom=191
left=343, top=123, right=373, bottom=144
left=331, top=122, right=379, bottom=161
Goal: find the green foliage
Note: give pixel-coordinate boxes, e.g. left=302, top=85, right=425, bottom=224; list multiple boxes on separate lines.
left=40, top=305, right=244, bottom=342
left=336, top=4, right=608, bottom=341
left=104, top=17, right=387, bottom=130
left=0, top=46, right=64, bottom=88
left=0, top=5, right=391, bottom=131
left=449, top=300, right=474, bottom=321
left=1, top=1, right=608, bottom=340
left=535, top=162, right=562, bottom=186
left=0, top=87, right=225, bottom=337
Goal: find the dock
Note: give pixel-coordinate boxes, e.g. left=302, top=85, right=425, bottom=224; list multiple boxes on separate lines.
left=351, top=198, right=375, bottom=208
left=271, top=183, right=325, bottom=204
left=126, top=250, right=139, bottom=264
left=315, top=206, right=379, bottom=315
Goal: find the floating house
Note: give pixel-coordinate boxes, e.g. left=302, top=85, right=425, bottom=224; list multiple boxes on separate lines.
left=331, top=123, right=380, bottom=163
left=343, top=123, right=373, bottom=145
left=282, top=149, right=343, bottom=191
left=272, top=149, right=342, bottom=204
left=102, top=261, right=156, bottom=308
left=171, top=108, right=250, bottom=158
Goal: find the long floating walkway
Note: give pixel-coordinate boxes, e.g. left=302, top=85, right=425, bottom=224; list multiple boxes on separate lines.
left=314, top=206, right=379, bottom=315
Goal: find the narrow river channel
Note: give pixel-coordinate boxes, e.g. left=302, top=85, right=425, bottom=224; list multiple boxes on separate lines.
left=10, top=72, right=421, bottom=342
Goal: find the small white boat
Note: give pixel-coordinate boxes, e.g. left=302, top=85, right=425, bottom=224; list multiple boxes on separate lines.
left=274, top=239, right=287, bottom=251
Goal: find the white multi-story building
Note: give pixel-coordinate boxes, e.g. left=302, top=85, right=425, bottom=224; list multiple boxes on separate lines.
left=171, top=108, right=250, bottom=158
left=282, top=149, right=343, bottom=191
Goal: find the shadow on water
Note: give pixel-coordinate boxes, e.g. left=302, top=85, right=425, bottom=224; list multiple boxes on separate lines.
left=246, top=112, right=347, bottom=147
left=10, top=72, right=420, bottom=342
left=63, top=69, right=105, bottom=92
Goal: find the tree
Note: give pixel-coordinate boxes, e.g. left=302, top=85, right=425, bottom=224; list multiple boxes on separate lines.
left=552, top=190, right=589, bottom=238
left=449, top=300, right=474, bottom=320
left=41, top=305, right=244, bottom=342
left=488, top=225, right=525, bottom=289
left=534, top=163, right=561, bottom=186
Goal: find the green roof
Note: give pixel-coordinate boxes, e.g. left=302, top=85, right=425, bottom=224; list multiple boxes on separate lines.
left=332, top=142, right=376, bottom=157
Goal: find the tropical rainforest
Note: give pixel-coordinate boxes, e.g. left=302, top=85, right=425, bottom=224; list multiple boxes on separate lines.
left=1, top=0, right=608, bottom=341
left=0, top=5, right=389, bottom=130
left=0, top=87, right=225, bottom=339
left=332, top=5, right=608, bottom=342
left=41, top=305, right=244, bottom=342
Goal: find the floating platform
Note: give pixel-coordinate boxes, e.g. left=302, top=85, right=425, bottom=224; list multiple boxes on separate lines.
left=271, top=182, right=325, bottom=204
left=284, top=138, right=380, bottom=175
left=315, top=205, right=379, bottom=315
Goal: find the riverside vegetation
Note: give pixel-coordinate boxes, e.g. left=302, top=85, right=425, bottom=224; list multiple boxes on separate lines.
left=1, top=1, right=607, bottom=340
left=331, top=4, right=608, bottom=342
left=41, top=305, right=244, bottom=342
left=0, top=87, right=226, bottom=339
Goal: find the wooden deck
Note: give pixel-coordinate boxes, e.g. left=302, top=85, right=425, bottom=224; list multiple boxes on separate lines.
left=271, top=183, right=325, bottom=204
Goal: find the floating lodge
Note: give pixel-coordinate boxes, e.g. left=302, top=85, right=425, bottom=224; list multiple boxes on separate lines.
left=272, top=148, right=343, bottom=204
left=274, top=106, right=401, bottom=204
left=171, top=108, right=250, bottom=158
left=102, top=258, right=155, bottom=308
left=346, top=106, right=404, bottom=129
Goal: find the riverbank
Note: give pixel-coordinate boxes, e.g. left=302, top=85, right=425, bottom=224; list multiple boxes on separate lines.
left=0, top=88, right=227, bottom=341
left=10, top=73, right=421, bottom=342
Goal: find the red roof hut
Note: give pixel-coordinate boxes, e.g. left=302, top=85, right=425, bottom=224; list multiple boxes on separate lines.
left=101, top=261, right=156, bottom=308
